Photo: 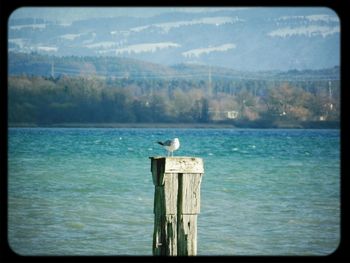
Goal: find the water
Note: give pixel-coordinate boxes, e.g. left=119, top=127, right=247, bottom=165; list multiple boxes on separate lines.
left=8, top=128, right=340, bottom=256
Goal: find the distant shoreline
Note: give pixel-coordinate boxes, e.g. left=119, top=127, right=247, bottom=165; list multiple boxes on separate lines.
left=8, top=121, right=340, bottom=129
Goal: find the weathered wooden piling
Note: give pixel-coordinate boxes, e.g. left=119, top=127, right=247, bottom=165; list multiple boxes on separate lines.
left=150, top=156, right=204, bottom=256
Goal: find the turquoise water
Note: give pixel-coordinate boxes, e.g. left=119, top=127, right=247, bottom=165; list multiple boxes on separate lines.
left=8, top=128, right=340, bottom=255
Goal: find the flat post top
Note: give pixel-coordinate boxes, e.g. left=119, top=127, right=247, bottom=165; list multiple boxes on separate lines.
left=150, top=156, right=204, bottom=174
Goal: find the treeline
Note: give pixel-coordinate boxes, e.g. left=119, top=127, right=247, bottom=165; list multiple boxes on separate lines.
left=8, top=74, right=340, bottom=126
left=9, top=52, right=340, bottom=81
left=8, top=52, right=178, bottom=79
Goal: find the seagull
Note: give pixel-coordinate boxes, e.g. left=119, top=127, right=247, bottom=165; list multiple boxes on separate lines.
left=157, top=138, right=180, bottom=157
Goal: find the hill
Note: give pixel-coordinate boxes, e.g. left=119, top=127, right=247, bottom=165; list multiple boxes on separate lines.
left=9, top=7, right=339, bottom=71
left=8, top=53, right=340, bottom=127
left=8, top=52, right=340, bottom=82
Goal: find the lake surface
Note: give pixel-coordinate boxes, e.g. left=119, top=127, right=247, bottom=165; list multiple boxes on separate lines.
left=8, top=128, right=340, bottom=255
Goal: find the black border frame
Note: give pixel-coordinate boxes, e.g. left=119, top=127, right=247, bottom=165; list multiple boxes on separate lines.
left=1, top=1, right=348, bottom=262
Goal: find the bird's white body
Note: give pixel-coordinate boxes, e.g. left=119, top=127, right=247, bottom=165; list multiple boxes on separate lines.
left=158, top=138, right=180, bottom=156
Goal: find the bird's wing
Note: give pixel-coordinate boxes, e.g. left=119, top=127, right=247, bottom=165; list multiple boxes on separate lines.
left=163, top=140, right=172, bottom=146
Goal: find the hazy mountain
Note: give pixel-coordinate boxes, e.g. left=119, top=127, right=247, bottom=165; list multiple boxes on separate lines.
left=8, top=7, right=339, bottom=71
left=8, top=52, right=340, bottom=82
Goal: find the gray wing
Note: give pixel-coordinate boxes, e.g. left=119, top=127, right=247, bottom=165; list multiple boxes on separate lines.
left=163, top=140, right=172, bottom=146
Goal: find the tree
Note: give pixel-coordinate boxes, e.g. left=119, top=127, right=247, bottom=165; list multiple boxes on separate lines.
left=235, top=87, right=259, bottom=120
left=200, top=98, right=209, bottom=123
left=149, top=95, right=169, bottom=122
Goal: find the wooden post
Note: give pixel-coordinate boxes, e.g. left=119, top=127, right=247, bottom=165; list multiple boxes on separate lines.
left=150, top=157, right=204, bottom=256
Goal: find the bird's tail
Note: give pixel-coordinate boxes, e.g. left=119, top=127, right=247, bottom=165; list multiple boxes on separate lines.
left=157, top=141, right=164, bottom=146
